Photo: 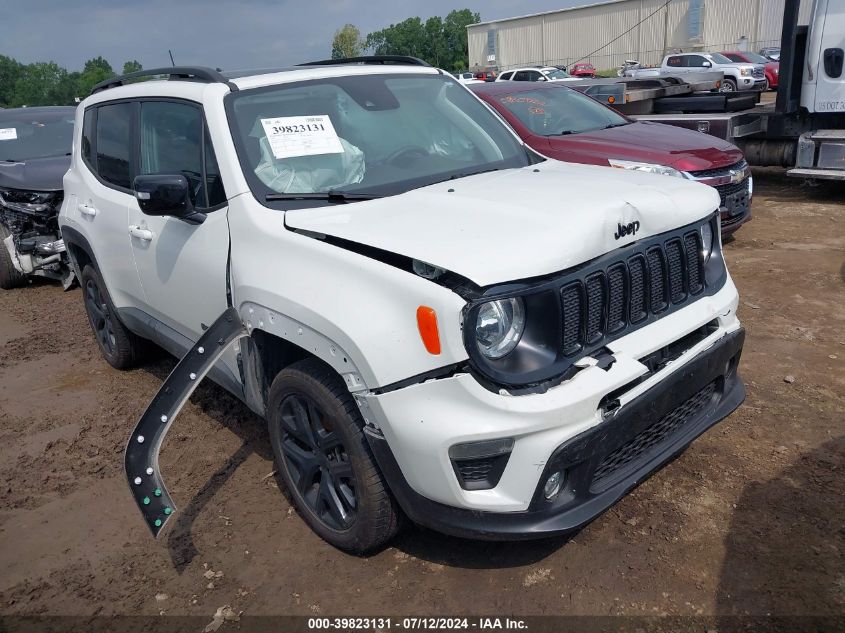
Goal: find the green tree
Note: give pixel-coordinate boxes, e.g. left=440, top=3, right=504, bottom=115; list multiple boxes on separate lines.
left=364, top=9, right=480, bottom=69
left=76, top=56, right=115, bottom=97
left=443, top=9, right=480, bottom=69
left=122, top=60, right=143, bottom=75
left=0, top=55, right=24, bottom=107
left=9, top=62, right=67, bottom=107
left=331, top=24, right=364, bottom=59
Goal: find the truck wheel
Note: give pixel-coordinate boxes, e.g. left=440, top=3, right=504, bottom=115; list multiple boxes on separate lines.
left=80, top=264, right=148, bottom=369
left=719, top=78, right=737, bottom=92
left=267, top=358, right=400, bottom=553
left=0, top=223, right=26, bottom=290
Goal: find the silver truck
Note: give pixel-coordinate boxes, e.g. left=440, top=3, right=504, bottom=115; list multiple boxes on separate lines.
left=625, top=53, right=766, bottom=92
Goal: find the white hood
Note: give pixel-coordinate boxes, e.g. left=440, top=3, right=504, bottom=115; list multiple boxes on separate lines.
left=284, top=161, right=720, bottom=287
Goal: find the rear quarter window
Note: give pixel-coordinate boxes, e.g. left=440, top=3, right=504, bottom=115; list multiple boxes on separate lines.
left=81, top=108, right=96, bottom=169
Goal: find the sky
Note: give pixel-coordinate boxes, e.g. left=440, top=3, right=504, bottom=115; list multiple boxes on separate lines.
left=3, top=0, right=587, bottom=72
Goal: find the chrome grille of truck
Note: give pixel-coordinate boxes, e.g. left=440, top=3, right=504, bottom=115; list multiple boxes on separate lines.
left=560, top=230, right=705, bottom=356
left=752, top=66, right=765, bottom=79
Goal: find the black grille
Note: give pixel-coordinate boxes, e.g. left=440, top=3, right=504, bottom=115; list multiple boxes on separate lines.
left=628, top=255, right=647, bottom=323
left=585, top=274, right=605, bottom=344
left=561, top=283, right=583, bottom=354
left=558, top=232, right=705, bottom=357
left=689, top=160, right=747, bottom=180
left=591, top=381, right=717, bottom=490
left=456, top=459, right=495, bottom=482
left=684, top=233, right=703, bottom=294
left=714, top=180, right=749, bottom=206
left=665, top=239, right=685, bottom=304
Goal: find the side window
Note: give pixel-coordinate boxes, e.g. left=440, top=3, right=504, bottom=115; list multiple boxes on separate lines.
left=500, top=71, right=513, bottom=80
left=529, top=71, right=542, bottom=81
left=666, top=56, right=683, bottom=67
left=96, top=103, right=133, bottom=189
left=139, top=100, right=226, bottom=210
left=81, top=108, right=95, bottom=169
left=688, top=55, right=708, bottom=67
left=514, top=71, right=530, bottom=81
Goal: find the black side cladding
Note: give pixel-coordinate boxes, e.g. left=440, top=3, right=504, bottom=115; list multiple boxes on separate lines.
left=124, top=307, right=247, bottom=537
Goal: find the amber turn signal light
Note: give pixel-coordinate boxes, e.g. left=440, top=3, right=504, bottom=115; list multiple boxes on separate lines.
left=416, top=306, right=441, bottom=355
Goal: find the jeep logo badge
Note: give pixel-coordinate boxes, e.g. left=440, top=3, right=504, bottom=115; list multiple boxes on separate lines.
left=614, top=221, right=640, bottom=240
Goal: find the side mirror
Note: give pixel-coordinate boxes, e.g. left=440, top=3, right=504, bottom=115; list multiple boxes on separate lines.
left=537, top=75, right=547, bottom=81
left=702, top=60, right=712, bottom=68
left=133, top=174, right=205, bottom=224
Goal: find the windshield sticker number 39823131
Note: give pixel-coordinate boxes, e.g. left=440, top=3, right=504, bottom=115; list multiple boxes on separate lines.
left=260, top=115, right=344, bottom=160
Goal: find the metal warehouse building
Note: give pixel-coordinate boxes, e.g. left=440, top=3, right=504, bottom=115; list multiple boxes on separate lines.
left=467, top=0, right=814, bottom=72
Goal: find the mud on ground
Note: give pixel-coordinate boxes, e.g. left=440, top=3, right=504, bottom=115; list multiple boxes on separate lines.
left=0, top=169, right=842, bottom=622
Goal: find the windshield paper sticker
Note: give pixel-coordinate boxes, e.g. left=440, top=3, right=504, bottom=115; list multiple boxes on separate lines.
left=0, top=128, right=17, bottom=141
left=260, top=116, right=344, bottom=159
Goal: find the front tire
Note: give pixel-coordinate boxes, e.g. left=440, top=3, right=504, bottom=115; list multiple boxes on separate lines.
left=719, top=78, right=737, bottom=92
left=267, top=358, right=400, bottom=553
left=0, top=223, right=26, bottom=290
left=80, top=264, right=148, bottom=369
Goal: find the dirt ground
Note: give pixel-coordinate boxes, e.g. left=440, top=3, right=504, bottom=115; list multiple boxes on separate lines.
left=0, top=169, right=843, bottom=627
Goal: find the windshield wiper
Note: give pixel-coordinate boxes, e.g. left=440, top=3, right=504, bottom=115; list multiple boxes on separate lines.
left=447, top=167, right=500, bottom=181
left=265, top=190, right=382, bottom=203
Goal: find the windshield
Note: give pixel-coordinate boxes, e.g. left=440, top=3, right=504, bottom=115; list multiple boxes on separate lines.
left=0, top=111, right=74, bottom=162
left=544, top=69, right=571, bottom=79
left=226, top=73, right=533, bottom=203
left=493, top=87, right=628, bottom=136
left=709, top=53, right=735, bottom=65
left=741, top=52, right=770, bottom=64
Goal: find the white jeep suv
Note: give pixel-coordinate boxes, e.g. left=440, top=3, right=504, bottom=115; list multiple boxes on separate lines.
left=59, top=58, right=745, bottom=553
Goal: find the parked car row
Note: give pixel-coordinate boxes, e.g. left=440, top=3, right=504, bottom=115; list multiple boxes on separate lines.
left=3, top=58, right=748, bottom=556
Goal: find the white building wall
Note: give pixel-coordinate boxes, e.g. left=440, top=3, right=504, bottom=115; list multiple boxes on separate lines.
left=467, top=0, right=814, bottom=72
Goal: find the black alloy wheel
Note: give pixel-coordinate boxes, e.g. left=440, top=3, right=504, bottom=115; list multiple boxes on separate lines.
left=84, top=277, right=117, bottom=357
left=278, top=393, right=357, bottom=530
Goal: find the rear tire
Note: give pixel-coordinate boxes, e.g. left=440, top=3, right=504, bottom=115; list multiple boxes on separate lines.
left=0, top=223, right=26, bottom=290
left=267, top=358, right=400, bottom=553
left=80, top=264, right=148, bottom=369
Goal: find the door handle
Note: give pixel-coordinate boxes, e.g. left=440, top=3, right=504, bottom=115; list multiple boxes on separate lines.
left=128, top=225, right=154, bottom=241
left=78, top=203, right=97, bottom=217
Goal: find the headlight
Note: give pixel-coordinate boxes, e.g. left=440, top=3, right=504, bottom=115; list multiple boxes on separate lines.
left=701, top=222, right=714, bottom=262
left=475, top=297, right=525, bottom=359
left=741, top=68, right=752, bottom=76
left=0, top=187, right=58, bottom=215
left=774, top=68, right=779, bottom=75
left=608, top=159, right=685, bottom=178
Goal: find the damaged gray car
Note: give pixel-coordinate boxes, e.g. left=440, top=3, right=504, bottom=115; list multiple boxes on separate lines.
left=0, top=106, right=75, bottom=289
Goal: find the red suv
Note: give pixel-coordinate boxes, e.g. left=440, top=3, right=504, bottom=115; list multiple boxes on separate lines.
left=470, top=81, right=752, bottom=234
left=721, top=51, right=779, bottom=89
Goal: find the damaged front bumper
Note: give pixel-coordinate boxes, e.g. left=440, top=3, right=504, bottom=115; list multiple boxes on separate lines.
left=124, top=307, right=247, bottom=537
left=366, top=327, right=745, bottom=540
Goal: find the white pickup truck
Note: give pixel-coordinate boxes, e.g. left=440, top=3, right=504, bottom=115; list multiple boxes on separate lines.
left=625, top=53, right=767, bottom=92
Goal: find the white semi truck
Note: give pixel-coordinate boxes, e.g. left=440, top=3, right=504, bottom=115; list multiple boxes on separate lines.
left=632, top=0, right=845, bottom=181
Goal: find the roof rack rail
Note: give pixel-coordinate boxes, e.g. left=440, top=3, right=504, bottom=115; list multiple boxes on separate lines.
left=298, top=55, right=431, bottom=67
left=90, top=66, right=239, bottom=95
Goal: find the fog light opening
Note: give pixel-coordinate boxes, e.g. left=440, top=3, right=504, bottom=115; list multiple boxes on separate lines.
left=544, top=471, right=563, bottom=500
